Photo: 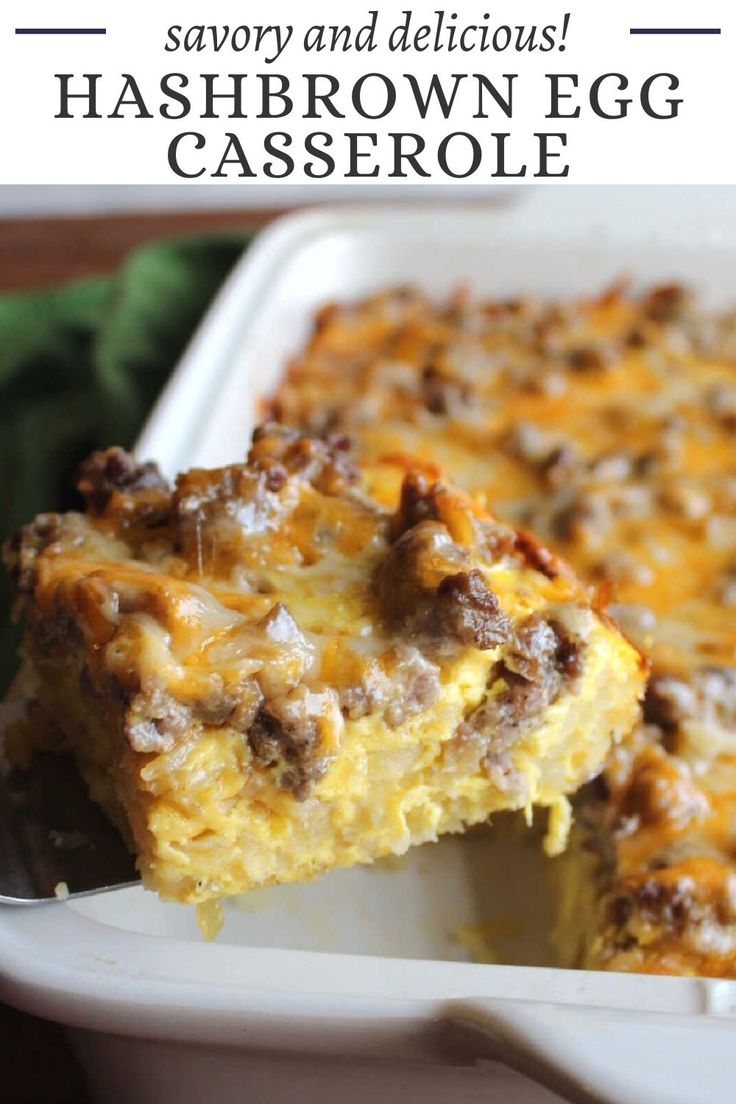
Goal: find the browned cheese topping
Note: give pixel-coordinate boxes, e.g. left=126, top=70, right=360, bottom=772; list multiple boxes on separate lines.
left=272, top=282, right=736, bottom=976
left=6, top=426, right=606, bottom=806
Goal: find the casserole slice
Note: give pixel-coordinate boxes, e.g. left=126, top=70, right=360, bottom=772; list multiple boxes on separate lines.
left=4, top=426, right=643, bottom=908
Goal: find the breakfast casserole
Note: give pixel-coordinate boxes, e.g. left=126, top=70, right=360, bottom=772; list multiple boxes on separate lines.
left=273, top=282, right=736, bottom=977
left=3, top=425, right=642, bottom=909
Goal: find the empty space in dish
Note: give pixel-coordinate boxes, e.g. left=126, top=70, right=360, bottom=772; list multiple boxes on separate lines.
left=69, top=818, right=556, bottom=964
left=56, top=195, right=736, bottom=962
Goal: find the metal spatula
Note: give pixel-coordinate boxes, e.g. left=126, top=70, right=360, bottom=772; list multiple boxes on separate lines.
left=1, top=700, right=140, bottom=903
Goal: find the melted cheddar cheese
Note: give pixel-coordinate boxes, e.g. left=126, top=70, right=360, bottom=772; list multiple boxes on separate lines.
left=273, top=283, right=736, bottom=977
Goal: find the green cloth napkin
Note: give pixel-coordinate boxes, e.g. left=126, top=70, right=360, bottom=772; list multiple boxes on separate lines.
left=0, top=229, right=253, bottom=692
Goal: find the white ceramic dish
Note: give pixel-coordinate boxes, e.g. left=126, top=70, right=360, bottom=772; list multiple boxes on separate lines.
left=3, top=193, right=736, bottom=1104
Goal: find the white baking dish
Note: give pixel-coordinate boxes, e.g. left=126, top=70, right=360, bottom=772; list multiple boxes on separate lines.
left=3, top=192, right=736, bottom=1104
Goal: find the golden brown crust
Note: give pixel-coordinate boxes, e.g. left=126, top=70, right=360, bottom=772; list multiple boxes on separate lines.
left=571, top=732, right=736, bottom=977
left=272, top=282, right=736, bottom=977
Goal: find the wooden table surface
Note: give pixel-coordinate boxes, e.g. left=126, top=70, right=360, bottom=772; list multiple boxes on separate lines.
left=0, top=206, right=285, bottom=291
left=0, top=206, right=284, bottom=1103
